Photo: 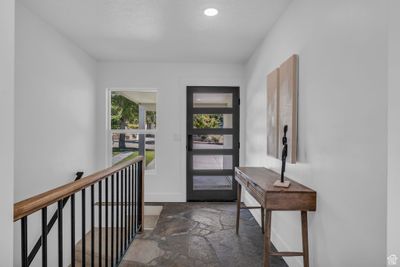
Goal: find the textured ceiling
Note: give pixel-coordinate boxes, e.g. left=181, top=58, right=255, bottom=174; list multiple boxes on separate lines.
left=18, top=0, right=291, bottom=63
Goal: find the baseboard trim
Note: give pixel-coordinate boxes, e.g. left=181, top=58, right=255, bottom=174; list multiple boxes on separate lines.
left=145, top=193, right=185, bottom=202
left=271, top=228, right=302, bottom=267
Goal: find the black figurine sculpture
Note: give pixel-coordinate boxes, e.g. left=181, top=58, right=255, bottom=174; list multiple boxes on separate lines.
left=274, top=125, right=291, bottom=187
left=281, top=125, right=288, bottom=183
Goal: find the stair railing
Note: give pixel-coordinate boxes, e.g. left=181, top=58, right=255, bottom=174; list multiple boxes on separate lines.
left=14, top=156, right=144, bottom=267
left=26, top=171, right=84, bottom=265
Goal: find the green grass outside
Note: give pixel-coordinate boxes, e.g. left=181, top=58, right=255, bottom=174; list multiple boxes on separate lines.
left=113, top=150, right=155, bottom=166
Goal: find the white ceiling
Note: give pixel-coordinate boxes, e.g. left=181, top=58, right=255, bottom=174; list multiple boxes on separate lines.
left=18, top=0, right=291, bottom=63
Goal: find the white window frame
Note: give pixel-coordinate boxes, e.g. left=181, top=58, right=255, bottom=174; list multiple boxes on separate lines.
left=106, top=88, right=158, bottom=174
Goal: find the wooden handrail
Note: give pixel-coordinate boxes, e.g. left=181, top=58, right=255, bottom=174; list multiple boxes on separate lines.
left=14, top=156, right=144, bottom=221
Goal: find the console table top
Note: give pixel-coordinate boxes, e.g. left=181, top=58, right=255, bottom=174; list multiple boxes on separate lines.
left=236, top=167, right=316, bottom=194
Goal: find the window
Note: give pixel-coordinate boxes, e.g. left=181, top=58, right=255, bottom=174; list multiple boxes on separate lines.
left=109, top=90, right=157, bottom=171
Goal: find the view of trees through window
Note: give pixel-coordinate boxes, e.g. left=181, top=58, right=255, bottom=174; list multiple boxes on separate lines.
left=193, top=114, right=223, bottom=129
left=111, top=94, right=156, bottom=130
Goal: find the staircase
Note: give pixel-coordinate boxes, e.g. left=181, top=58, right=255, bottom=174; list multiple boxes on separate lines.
left=14, top=157, right=145, bottom=267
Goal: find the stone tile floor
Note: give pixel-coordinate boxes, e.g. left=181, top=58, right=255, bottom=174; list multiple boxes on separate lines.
left=120, top=202, right=288, bottom=267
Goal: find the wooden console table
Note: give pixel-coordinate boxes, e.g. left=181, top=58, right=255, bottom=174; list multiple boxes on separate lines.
left=235, top=167, right=316, bottom=267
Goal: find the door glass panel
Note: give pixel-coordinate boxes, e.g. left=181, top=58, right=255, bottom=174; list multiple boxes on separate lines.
left=193, top=114, right=232, bottom=129
left=193, top=176, right=233, bottom=190
left=192, top=135, right=233, bottom=149
left=193, top=155, right=233, bottom=170
left=193, top=93, right=233, bottom=108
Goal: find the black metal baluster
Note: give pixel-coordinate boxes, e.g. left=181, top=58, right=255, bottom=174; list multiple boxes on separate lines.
left=138, top=161, right=143, bottom=232
left=98, top=181, right=102, bottom=267
left=137, top=163, right=141, bottom=232
left=105, top=178, right=109, bottom=267
left=131, top=163, right=136, bottom=239
left=120, top=169, right=123, bottom=258
left=115, top=172, right=119, bottom=263
left=42, top=208, right=47, bottom=267
left=81, top=189, right=86, bottom=267
left=135, top=162, right=138, bottom=235
left=91, top=185, right=95, bottom=267
left=111, top=174, right=115, bottom=266
left=124, top=168, right=128, bottom=250
left=122, top=168, right=125, bottom=251
left=128, top=166, right=131, bottom=242
left=134, top=164, right=137, bottom=233
left=58, top=200, right=63, bottom=267
left=21, top=217, right=28, bottom=267
left=71, top=194, right=75, bottom=267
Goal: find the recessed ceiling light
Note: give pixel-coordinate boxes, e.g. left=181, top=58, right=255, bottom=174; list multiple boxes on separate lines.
left=204, top=8, right=218, bottom=17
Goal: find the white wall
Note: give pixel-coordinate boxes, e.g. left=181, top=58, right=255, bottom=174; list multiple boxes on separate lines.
left=15, top=1, right=98, bottom=201
left=97, top=62, right=244, bottom=202
left=387, top=0, right=400, bottom=262
left=0, top=0, right=15, bottom=265
left=244, top=1, right=387, bottom=266
left=14, top=3, right=98, bottom=265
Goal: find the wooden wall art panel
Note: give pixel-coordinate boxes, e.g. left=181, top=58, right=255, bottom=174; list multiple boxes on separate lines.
left=266, top=68, right=280, bottom=158
left=278, top=55, right=298, bottom=163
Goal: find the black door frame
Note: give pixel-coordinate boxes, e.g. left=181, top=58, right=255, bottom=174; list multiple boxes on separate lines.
left=186, top=86, right=240, bottom=201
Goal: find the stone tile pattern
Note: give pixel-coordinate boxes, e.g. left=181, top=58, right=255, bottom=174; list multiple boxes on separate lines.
left=121, top=203, right=288, bottom=267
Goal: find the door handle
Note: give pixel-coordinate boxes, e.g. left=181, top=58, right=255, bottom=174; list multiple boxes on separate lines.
left=187, top=135, right=193, bottom=151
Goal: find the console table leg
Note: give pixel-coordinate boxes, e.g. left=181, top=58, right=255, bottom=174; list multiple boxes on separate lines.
left=264, top=210, right=272, bottom=267
left=261, top=208, right=265, bottom=234
left=236, top=183, right=242, bottom=234
left=301, top=211, right=310, bottom=267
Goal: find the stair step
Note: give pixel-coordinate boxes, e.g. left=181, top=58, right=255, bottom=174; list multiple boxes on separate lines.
left=72, top=227, right=131, bottom=266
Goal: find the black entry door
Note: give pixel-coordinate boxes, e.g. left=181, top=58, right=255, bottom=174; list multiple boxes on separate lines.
left=186, top=86, right=240, bottom=201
